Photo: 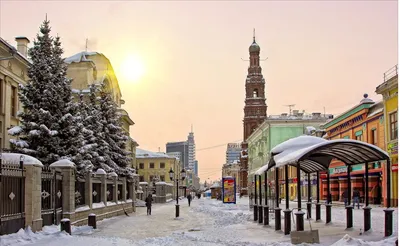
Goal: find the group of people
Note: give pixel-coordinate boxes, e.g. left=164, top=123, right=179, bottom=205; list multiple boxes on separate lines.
left=144, top=192, right=201, bottom=215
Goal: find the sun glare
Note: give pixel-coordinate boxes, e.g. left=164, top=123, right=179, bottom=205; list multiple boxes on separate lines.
left=120, top=56, right=145, bottom=82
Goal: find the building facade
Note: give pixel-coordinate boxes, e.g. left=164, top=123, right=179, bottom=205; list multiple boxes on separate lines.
left=194, top=160, right=198, bottom=176
left=136, top=148, right=179, bottom=185
left=376, top=65, right=398, bottom=206
left=226, top=143, right=241, bottom=164
left=322, top=94, right=386, bottom=204
left=0, top=37, right=31, bottom=150
left=166, top=141, right=188, bottom=168
left=240, top=32, right=268, bottom=196
left=247, top=112, right=333, bottom=200
left=64, top=51, right=138, bottom=167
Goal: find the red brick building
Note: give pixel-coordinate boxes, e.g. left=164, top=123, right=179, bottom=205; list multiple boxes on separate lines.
left=240, top=31, right=267, bottom=196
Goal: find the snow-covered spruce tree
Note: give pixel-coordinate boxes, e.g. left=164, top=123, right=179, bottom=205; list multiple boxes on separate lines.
left=78, top=84, right=113, bottom=173
left=9, top=19, right=83, bottom=169
left=98, top=83, right=133, bottom=177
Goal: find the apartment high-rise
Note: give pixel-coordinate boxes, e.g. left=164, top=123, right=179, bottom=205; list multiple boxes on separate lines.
left=166, top=141, right=188, bottom=168
left=187, top=127, right=196, bottom=170
left=226, top=143, right=241, bottom=164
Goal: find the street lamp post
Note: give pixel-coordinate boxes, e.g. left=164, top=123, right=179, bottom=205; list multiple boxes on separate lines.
left=169, top=167, right=186, bottom=218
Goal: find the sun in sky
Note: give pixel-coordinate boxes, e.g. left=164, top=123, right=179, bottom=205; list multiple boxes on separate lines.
left=120, top=55, right=145, bottom=83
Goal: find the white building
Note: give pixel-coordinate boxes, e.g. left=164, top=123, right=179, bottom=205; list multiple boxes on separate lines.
left=187, top=130, right=195, bottom=169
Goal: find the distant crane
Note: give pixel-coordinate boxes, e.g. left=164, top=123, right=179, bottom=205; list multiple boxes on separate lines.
left=284, top=104, right=296, bottom=115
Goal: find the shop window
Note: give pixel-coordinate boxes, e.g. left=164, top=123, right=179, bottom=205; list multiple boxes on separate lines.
left=139, top=163, right=144, bottom=169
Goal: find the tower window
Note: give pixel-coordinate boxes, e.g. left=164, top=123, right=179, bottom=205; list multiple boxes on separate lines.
left=253, top=89, right=258, bottom=98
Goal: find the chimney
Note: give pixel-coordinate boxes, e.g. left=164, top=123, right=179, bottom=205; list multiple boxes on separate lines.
left=15, top=37, right=30, bottom=57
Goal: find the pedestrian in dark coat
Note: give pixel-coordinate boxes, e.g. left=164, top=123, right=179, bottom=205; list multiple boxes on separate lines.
left=187, top=194, right=192, bottom=207
left=145, top=194, right=153, bottom=215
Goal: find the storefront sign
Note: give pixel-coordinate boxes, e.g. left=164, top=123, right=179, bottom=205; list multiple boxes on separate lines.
left=392, top=164, right=398, bottom=172
left=222, top=177, right=236, bottom=204
left=388, top=142, right=398, bottom=155
left=331, top=166, right=347, bottom=174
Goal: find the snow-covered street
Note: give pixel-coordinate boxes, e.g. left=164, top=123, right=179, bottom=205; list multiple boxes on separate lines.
left=0, top=197, right=397, bottom=246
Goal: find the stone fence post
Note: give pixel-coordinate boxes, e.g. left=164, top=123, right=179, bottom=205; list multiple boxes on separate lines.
left=22, top=154, right=43, bottom=232
left=121, top=177, right=127, bottom=202
left=94, top=169, right=107, bottom=205
left=109, top=172, right=118, bottom=203
left=85, top=171, right=92, bottom=208
left=50, top=159, right=76, bottom=221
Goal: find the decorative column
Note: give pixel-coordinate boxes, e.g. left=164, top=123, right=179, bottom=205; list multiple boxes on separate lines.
left=24, top=156, right=43, bottom=232
left=85, top=171, right=93, bottom=208
left=50, top=160, right=76, bottom=221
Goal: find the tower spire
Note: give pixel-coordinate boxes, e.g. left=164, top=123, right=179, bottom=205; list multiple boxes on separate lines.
left=253, top=28, right=256, bottom=42
left=191, top=124, right=193, bottom=133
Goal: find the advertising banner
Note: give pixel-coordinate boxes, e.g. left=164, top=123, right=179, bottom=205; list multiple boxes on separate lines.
left=222, top=177, right=236, bottom=204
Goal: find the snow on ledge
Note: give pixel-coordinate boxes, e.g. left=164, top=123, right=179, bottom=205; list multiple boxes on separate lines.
left=1, top=153, right=42, bottom=167
left=50, top=159, right=75, bottom=168
left=95, top=169, right=106, bottom=175
left=108, top=172, right=118, bottom=177
left=139, top=182, right=148, bottom=185
left=75, top=205, right=90, bottom=212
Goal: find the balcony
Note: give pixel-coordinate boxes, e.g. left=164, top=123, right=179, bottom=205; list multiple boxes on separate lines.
left=383, top=65, right=398, bottom=83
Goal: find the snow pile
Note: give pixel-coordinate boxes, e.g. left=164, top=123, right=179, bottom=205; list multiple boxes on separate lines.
left=135, top=199, right=146, bottom=207
left=0, top=225, right=94, bottom=246
left=330, top=234, right=397, bottom=246
left=192, top=199, right=251, bottom=226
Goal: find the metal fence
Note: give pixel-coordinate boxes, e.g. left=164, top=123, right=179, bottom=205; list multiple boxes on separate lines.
left=41, top=166, right=63, bottom=226
left=0, top=159, right=25, bottom=235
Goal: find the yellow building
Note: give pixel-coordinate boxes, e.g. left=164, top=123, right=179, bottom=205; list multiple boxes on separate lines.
left=375, top=65, right=398, bottom=206
left=136, top=148, right=180, bottom=185
left=64, top=51, right=138, bottom=167
left=0, top=37, right=31, bottom=150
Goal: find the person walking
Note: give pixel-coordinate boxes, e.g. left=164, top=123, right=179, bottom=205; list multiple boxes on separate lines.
left=145, top=194, right=153, bottom=215
left=342, top=190, right=348, bottom=207
left=187, top=194, right=192, bottom=207
left=352, top=189, right=360, bottom=209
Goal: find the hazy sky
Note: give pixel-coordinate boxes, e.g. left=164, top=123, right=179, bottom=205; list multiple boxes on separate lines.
left=0, top=1, right=397, bottom=181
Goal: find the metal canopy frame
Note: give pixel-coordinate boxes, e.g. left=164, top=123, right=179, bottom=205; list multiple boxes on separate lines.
left=266, top=140, right=389, bottom=174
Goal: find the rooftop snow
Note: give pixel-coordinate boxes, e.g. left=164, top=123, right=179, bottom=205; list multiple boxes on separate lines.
left=64, top=51, right=100, bottom=64
left=1, top=153, right=42, bottom=166
left=136, top=148, right=174, bottom=159
left=271, top=135, right=327, bottom=154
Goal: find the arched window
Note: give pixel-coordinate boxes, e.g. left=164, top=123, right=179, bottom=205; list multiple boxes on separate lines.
left=253, top=89, right=258, bottom=98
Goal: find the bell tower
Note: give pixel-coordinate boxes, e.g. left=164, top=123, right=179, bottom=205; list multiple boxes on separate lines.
left=239, top=30, right=268, bottom=196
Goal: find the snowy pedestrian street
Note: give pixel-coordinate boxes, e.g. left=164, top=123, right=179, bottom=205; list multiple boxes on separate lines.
left=0, top=197, right=397, bottom=246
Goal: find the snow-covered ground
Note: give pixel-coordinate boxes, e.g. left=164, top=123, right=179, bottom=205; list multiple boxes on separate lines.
left=0, top=197, right=397, bottom=246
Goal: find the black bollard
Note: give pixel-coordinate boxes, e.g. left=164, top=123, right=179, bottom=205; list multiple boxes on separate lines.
left=176, top=204, right=180, bottom=218
left=274, top=207, right=282, bottom=231
left=283, top=209, right=291, bottom=235
left=384, top=208, right=394, bottom=237
left=306, top=202, right=312, bottom=220
left=88, top=213, right=97, bottom=229
left=263, top=206, right=269, bottom=226
left=258, top=205, right=263, bottom=224
left=363, top=207, right=371, bottom=232
left=60, top=218, right=72, bottom=235
left=295, top=210, right=305, bottom=231
left=253, top=204, right=258, bottom=222
left=346, top=206, right=353, bottom=229
left=316, top=203, right=321, bottom=221
left=325, top=204, right=332, bottom=224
